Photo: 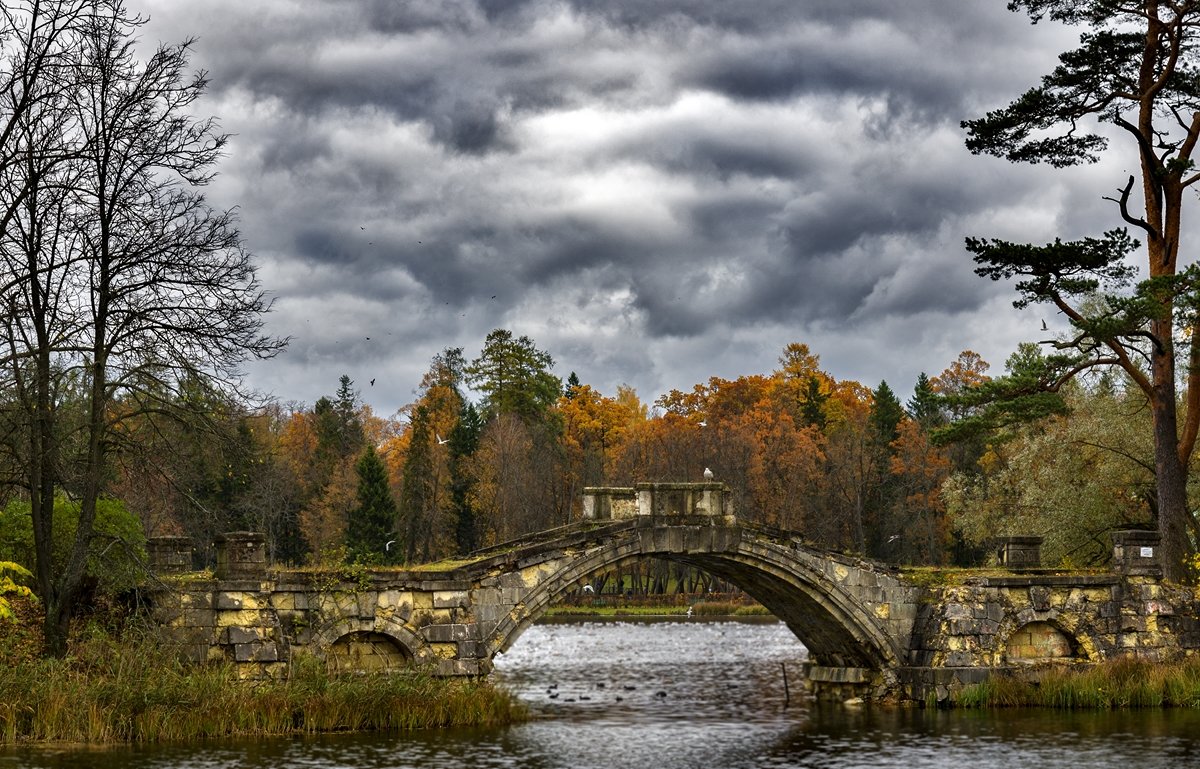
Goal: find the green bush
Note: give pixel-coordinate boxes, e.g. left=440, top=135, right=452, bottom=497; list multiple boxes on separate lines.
left=0, top=496, right=147, bottom=595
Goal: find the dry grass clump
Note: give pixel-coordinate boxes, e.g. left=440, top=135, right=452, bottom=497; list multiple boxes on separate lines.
left=0, top=607, right=522, bottom=744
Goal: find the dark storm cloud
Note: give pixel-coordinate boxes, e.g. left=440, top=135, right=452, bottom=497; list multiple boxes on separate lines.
left=554, top=0, right=989, bottom=35
left=430, top=100, right=508, bottom=154
left=130, top=0, right=1092, bottom=411
left=633, top=132, right=813, bottom=181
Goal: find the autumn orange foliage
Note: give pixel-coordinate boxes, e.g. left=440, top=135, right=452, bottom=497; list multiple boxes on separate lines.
left=124, top=344, right=967, bottom=567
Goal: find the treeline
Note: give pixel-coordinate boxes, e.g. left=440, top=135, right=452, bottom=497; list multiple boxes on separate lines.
left=3, top=325, right=1165, bottom=581
left=10, top=328, right=1147, bottom=571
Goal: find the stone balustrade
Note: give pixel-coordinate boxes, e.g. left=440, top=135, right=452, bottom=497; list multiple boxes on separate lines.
left=582, top=482, right=733, bottom=520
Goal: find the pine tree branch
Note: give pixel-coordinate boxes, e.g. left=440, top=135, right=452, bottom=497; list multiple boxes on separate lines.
left=1102, top=174, right=1155, bottom=236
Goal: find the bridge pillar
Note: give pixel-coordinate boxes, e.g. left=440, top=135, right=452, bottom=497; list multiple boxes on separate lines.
left=147, top=536, right=194, bottom=574
left=994, top=536, right=1043, bottom=569
left=214, top=531, right=267, bottom=580
left=1111, top=530, right=1162, bottom=576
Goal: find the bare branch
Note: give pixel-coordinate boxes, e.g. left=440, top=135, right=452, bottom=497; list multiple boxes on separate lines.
left=1102, top=174, right=1155, bottom=235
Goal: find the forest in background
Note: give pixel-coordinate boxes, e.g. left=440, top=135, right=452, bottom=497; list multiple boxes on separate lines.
left=7, top=328, right=1161, bottom=575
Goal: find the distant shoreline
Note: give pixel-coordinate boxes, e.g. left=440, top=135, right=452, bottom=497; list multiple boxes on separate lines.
left=538, top=612, right=779, bottom=624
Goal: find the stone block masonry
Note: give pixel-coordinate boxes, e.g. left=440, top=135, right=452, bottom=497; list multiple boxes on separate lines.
left=144, top=500, right=1200, bottom=702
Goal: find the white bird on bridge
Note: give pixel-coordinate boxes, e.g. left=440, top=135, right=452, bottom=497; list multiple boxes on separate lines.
left=703, top=467, right=714, bottom=480
left=582, top=584, right=595, bottom=593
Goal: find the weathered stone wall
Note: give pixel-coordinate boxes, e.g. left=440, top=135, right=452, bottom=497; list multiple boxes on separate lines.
left=894, top=574, right=1200, bottom=703
left=143, top=517, right=1200, bottom=703
left=148, top=577, right=288, bottom=679
left=148, top=571, right=485, bottom=679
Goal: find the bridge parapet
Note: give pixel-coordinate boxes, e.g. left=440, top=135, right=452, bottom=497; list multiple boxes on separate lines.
left=583, top=482, right=733, bottom=521
left=1112, top=529, right=1163, bottom=577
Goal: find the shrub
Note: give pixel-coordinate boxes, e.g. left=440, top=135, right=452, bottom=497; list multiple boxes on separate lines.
left=0, top=496, right=147, bottom=596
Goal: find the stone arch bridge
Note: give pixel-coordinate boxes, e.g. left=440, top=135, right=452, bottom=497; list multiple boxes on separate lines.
left=149, top=484, right=1200, bottom=702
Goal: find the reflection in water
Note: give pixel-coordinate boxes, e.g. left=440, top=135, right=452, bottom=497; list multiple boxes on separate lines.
left=4, top=619, right=1200, bottom=769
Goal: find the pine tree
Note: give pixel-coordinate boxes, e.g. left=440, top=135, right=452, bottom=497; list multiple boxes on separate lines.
left=866, top=381, right=905, bottom=557
left=565, top=371, right=582, bottom=398
left=347, top=445, right=397, bottom=563
left=907, top=373, right=944, bottom=428
left=449, top=402, right=483, bottom=554
left=869, top=381, right=904, bottom=446
left=800, top=376, right=828, bottom=430
left=313, top=375, right=365, bottom=471
left=963, top=1, right=1200, bottom=580
left=398, top=406, right=436, bottom=564
left=465, top=329, right=561, bottom=421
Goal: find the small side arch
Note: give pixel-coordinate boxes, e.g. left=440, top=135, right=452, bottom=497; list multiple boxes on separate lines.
left=1003, top=620, right=1081, bottom=665
left=308, top=615, right=435, bottom=669
left=327, top=631, right=413, bottom=672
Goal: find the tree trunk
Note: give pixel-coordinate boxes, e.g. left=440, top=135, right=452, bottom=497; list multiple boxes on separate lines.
left=1152, top=395, right=1190, bottom=583
left=1146, top=215, right=1190, bottom=582
left=42, top=592, right=72, bottom=658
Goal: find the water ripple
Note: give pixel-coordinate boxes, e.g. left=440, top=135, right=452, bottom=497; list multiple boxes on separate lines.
left=6, top=620, right=1200, bottom=769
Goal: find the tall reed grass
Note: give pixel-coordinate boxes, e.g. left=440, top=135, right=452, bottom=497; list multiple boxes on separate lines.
left=956, top=657, right=1200, bottom=709
left=0, top=620, right=523, bottom=744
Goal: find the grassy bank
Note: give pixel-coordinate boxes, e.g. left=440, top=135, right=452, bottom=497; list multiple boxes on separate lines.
left=957, top=657, right=1200, bottom=708
left=0, top=601, right=523, bottom=744
left=545, top=599, right=773, bottom=618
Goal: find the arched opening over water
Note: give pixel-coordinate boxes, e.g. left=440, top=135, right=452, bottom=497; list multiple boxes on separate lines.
left=488, top=542, right=898, bottom=672
left=492, top=618, right=807, bottom=731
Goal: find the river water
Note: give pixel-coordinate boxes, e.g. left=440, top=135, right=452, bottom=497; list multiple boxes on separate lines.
left=5, top=618, right=1200, bottom=768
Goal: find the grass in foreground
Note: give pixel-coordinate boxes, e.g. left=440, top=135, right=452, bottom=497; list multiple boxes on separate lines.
left=957, top=656, right=1200, bottom=709
left=0, top=604, right=522, bottom=744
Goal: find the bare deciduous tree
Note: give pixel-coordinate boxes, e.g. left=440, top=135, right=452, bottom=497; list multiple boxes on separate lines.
left=0, top=0, right=283, bottom=654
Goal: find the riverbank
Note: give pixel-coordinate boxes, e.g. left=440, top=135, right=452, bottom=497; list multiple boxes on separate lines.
left=545, top=592, right=772, bottom=618
left=544, top=600, right=773, bottom=619
left=0, top=599, right=523, bottom=744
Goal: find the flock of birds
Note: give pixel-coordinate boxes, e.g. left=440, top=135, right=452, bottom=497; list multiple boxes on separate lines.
left=543, top=682, right=670, bottom=704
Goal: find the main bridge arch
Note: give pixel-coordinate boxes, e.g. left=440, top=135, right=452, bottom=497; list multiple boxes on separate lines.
left=462, top=517, right=919, bottom=676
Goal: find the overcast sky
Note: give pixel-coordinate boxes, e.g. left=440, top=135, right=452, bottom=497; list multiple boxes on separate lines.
left=128, top=1, right=1117, bottom=416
